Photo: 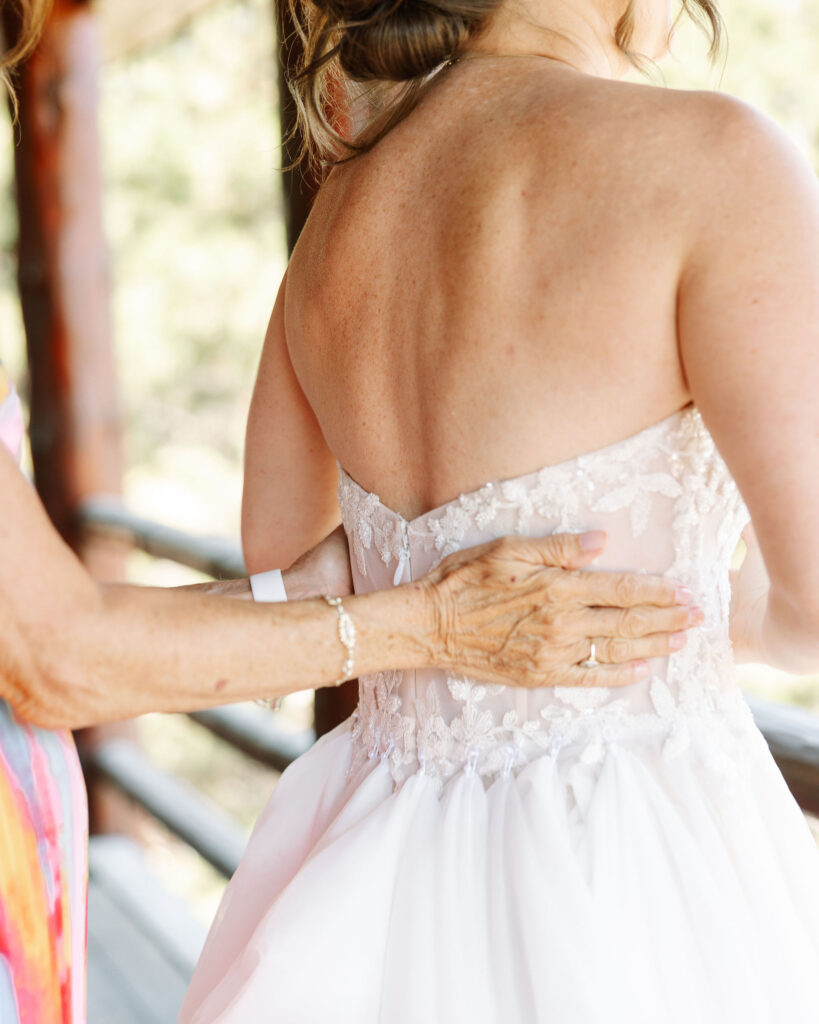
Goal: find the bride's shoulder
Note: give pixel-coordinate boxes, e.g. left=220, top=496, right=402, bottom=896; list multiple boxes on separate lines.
left=529, top=76, right=813, bottom=214
left=649, top=84, right=802, bottom=161
left=645, top=86, right=818, bottom=230
left=520, top=69, right=793, bottom=157
left=577, top=79, right=806, bottom=189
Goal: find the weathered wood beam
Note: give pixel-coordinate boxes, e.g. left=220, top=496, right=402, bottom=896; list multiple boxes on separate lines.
left=189, top=704, right=314, bottom=772
left=4, top=0, right=128, bottom=834
left=275, top=0, right=321, bottom=254
left=748, top=696, right=819, bottom=817
left=81, top=495, right=246, bottom=579
left=4, top=0, right=123, bottom=573
left=85, top=737, right=248, bottom=878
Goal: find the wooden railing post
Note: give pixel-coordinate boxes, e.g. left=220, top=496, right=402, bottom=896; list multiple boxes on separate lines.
left=3, top=0, right=127, bottom=826
left=4, top=0, right=122, bottom=565
left=275, top=0, right=320, bottom=253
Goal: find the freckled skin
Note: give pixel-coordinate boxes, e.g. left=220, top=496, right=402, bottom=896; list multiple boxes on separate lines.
left=286, top=64, right=693, bottom=522
left=243, top=0, right=819, bottom=668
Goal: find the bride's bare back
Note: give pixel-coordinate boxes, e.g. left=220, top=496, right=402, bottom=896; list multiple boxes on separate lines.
left=285, top=61, right=691, bottom=519
left=244, top=59, right=819, bottom=666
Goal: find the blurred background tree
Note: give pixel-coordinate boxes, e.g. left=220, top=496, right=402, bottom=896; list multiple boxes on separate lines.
left=663, top=0, right=819, bottom=159
left=100, top=0, right=286, bottom=542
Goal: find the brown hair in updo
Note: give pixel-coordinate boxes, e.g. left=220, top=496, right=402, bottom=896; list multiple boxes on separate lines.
left=286, top=0, right=722, bottom=170
left=285, top=0, right=502, bottom=168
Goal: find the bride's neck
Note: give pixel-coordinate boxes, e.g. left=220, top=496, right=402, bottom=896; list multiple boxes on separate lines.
left=462, top=0, right=633, bottom=79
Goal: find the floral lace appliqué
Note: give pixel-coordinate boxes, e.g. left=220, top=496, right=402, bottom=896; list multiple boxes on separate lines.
left=340, top=407, right=753, bottom=786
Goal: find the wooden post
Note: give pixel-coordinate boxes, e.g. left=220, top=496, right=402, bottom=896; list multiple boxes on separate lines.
left=275, top=0, right=321, bottom=254
left=3, top=0, right=122, bottom=566
left=3, top=0, right=127, bottom=825
left=274, top=3, right=357, bottom=734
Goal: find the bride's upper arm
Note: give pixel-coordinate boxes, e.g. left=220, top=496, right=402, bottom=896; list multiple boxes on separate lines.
left=678, top=94, right=819, bottom=630
left=242, top=274, right=340, bottom=572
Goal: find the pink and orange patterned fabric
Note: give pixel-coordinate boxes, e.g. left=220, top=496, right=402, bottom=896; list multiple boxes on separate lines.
left=0, top=361, right=88, bottom=1023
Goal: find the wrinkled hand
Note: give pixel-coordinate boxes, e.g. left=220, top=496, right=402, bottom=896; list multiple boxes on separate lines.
left=423, top=532, right=702, bottom=688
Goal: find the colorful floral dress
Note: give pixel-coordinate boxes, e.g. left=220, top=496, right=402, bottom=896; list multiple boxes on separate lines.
left=0, top=361, right=88, bottom=1023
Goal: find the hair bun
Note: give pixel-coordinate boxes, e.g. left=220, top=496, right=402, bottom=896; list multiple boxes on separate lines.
left=288, top=0, right=502, bottom=166
left=338, top=0, right=471, bottom=81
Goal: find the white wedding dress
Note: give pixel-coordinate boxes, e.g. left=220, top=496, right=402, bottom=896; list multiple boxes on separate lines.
left=181, top=406, right=819, bottom=1023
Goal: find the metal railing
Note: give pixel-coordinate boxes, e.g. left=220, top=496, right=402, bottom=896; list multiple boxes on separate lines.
left=78, top=498, right=819, bottom=877
left=84, top=709, right=314, bottom=877
left=746, top=696, right=819, bottom=817
left=81, top=496, right=245, bottom=578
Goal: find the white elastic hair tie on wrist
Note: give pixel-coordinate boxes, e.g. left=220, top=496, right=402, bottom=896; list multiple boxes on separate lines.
left=251, top=569, right=287, bottom=711
left=250, top=568, right=288, bottom=604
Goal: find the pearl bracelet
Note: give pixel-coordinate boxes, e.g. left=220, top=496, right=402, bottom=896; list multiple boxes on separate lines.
left=323, top=594, right=356, bottom=685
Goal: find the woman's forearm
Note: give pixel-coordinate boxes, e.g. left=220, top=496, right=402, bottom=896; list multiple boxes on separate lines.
left=19, top=531, right=701, bottom=729
left=27, top=582, right=433, bottom=730
left=10, top=515, right=411, bottom=728
left=1, top=445, right=701, bottom=730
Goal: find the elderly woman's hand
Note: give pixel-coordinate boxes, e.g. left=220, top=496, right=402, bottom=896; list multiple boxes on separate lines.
left=423, top=531, right=702, bottom=688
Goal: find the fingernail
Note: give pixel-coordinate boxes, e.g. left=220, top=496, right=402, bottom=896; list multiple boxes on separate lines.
left=674, top=585, right=693, bottom=605
left=689, top=607, right=705, bottom=625
left=580, top=531, right=606, bottom=551
left=634, top=661, right=650, bottom=679
left=669, top=631, right=687, bottom=650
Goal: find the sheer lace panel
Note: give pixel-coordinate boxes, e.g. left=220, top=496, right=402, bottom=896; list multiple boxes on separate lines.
left=339, top=407, right=753, bottom=786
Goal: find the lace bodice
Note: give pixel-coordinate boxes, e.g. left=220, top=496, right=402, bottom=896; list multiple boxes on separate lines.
left=339, top=406, right=753, bottom=786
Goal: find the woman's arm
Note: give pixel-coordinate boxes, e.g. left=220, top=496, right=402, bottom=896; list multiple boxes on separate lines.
left=242, top=273, right=339, bottom=571
left=176, top=527, right=353, bottom=601
left=0, top=446, right=390, bottom=727
left=679, top=95, right=819, bottom=674
left=0, top=443, right=700, bottom=728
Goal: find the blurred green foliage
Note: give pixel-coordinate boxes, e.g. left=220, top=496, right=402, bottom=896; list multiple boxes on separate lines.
left=660, top=0, right=819, bottom=160
left=101, top=0, right=287, bottom=538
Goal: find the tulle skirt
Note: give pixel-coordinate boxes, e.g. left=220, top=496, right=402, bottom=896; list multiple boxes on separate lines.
left=181, top=710, right=819, bottom=1024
